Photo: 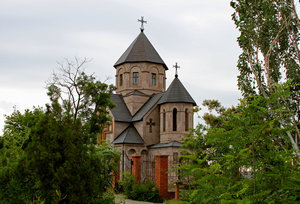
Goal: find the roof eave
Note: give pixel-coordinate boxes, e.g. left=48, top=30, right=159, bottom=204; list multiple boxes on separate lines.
left=114, top=61, right=168, bottom=70
left=113, top=141, right=144, bottom=145
left=114, top=120, right=132, bottom=123
left=158, top=101, right=197, bottom=106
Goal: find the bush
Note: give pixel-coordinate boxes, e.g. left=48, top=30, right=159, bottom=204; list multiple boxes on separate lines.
left=120, top=173, right=164, bottom=203
left=129, top=181, right=163, bottom=203
left=119, top=172, right=135, bottom=195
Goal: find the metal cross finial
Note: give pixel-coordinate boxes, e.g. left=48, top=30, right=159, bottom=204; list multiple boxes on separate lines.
left=138, top=16, right=147, bottom=32
left=173, top=62, right=180, bottom=77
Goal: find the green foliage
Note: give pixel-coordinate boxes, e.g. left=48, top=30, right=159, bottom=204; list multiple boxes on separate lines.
left=120, top=172, right=164, bottom=203
left=0, top=155, right=39, bottom=204
left=47, top=58, right=116, bottom=143
left=166, top=201, right=188, bottom=204
left=119, top=172, right=136, bottom=195
left=230, top=0, right=300, bottom=154
left=0, top=61, right=119, bottom=203
left=97, top=191, right=115, bottom=204
left=181, top=2, right=300, bottom=202
left=129, top=181, right=163, bottom=203
left=180, top=82, right=300, bottom=203
left=230, top=0, right=300, bottom=96
left=0, top=108, right=43, bottom=203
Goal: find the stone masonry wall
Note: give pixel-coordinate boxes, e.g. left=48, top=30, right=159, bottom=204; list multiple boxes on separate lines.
left=115, top=62, right=166, bottom=95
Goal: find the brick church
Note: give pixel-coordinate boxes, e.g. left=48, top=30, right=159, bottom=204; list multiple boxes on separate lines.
left=100, top=19, right=196, bottom=193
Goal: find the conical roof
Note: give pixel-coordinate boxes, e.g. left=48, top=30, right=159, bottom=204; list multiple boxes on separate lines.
left=158, top=76, right=196, bottom=105
left=114, top=31, right=168, bottom=69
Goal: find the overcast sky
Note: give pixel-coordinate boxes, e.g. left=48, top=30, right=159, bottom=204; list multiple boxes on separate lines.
left=1, top=0, right=279, bottom=132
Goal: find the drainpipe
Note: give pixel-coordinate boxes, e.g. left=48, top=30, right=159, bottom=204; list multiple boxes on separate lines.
left=122, top=144, right=125, bottom=174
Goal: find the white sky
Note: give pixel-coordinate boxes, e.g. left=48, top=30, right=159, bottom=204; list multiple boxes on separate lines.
left=0, top=0, right=245, bottom=133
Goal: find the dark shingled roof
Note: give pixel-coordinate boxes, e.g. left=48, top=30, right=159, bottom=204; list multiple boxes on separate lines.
left=132, top=93, right=164, bottom=122
left=158, top=77, right=197, bottom=106
left=112, top=125, right=144, bottom=144
left=148, top=141, right=183, bottom=149
left=110, top=94, right=132, bottom=122
left=114, top=31, right=168, bottom=70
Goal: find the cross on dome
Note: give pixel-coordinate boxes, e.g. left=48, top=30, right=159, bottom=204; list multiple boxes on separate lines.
left=173, top=62, right=180, bottom=78
left=138, top=16, right=147, bottom=32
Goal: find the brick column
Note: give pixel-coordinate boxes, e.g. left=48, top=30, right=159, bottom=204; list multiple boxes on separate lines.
left=132, top=153, right=141, bottom=182
left=155, top=155, right=169, bottom=198
left=175, top=183, right=180, bottom=200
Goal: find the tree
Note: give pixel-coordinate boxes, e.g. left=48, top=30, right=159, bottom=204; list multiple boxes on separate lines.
left=180, top=83, right=300, bottom=203
left=0, top=59, right=119, bottom=203
left=0, top=108, right=44, bottom=203
left=231, top=0, right=300, bottom=95
left=230, top=0, right=300, bottom=154
left=179, top=1, right=300, bottom=202
left=47, top=57, right=116, bottom=143
left=25, top=104, right=119, bottom=203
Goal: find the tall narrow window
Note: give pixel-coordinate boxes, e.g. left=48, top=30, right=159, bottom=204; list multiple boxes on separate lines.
left=173, top=108, right=177, bottom=131
left=185, top=109, right=189, bottom=131
left=133, top=72, right=139, bottom=84
left=163, top=110, right=166, bottom=132
left=151, top=73, right=156, bottom=86
left=120, top=74, right=123, bottom=86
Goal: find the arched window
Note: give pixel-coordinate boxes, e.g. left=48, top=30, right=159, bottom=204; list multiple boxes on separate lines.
left=120, top=74, right=123, bottom=86
left=133, top=72, right=139, bottom=84
left=163, top=110, right=166, bottom=132
left=173, top=108, right=177, bottom=131
left=128, top=149, right=136, bottom=156
left=185, top=108, right=189, bottom=131
left=151, top=73, right=156, bottom=86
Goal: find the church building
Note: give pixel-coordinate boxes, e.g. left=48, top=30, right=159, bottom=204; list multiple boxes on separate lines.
left=101, top=19, right=196, bottom=190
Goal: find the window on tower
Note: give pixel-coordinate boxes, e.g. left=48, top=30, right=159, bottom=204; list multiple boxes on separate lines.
left=163, top=110, right=166, bottom=132
left=133, top=72, right=139, bottom=84
left=120, top=74, right=123, bottom=86
left=173, top=108, right=177, bottom=131
left=151, top=73, right=156, bottom=86
left=185, top=108, right=189, bottom=131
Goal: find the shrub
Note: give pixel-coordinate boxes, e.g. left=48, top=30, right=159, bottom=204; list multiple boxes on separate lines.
left=119, top=172, right=135, bottom=195
left=120, top=173, right=164, bottom=203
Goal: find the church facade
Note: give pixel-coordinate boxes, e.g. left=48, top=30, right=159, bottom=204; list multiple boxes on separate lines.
left=101, top=27, right=196, bottom=188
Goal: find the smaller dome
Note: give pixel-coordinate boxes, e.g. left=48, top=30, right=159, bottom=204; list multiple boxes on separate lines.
left=158, top=77, right=196, bottom=106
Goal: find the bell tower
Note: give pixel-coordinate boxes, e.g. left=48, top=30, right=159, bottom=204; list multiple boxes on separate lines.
left=158, top=63, right=197, bottom=143
left=113, top=18, right=168, bottom=115
left=114, top=17, right=168, bottom=96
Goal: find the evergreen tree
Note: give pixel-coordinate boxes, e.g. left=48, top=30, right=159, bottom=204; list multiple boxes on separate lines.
left=0, top=59, right=119, bottom=203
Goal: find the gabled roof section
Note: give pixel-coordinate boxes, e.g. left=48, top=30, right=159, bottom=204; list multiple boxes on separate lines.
left=110, top=94, right=132, bottom=122
left=114, top=31, right=168, bottom=70
left=124, top=90, right=151, bottom=97
left=132, top=92, right=164, bottom=122
left=148, top=141, right=183, bottom=149
left=112, top=124, right=144, bottom=144
left=158, top=77, right=197, bottom=106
